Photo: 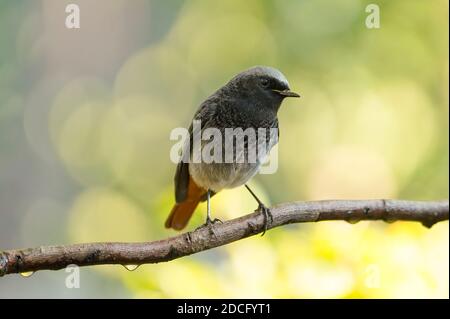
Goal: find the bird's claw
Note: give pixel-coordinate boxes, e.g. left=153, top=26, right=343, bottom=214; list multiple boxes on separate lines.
left=206, top=217, right=223, bottom=225
left=257, top=204, right=273, bottom=236
left=196, top=217, right=222, bottom=238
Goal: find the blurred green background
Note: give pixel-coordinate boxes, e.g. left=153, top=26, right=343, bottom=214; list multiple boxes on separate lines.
left=0, top=0, right=448, bottom=298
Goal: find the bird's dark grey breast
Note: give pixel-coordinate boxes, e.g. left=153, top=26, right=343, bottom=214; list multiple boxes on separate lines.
left=187, top=92, right=279, bottom=192
left=196, top=92, right=279, bottom=143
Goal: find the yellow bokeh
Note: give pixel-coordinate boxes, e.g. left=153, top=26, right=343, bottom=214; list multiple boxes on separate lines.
left=0, top=0, right=447, bottom=298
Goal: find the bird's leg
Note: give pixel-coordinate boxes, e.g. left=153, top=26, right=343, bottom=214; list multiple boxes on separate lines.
left=196, top=189, right=222, bottom=237
left=206, top=189, right=212, bottom=224
left=245, top=184, right=273, bottom=236
left=205, top=189, right=222, bottom=225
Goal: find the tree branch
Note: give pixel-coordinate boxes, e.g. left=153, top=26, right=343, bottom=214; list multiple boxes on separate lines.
left=1, top=199, right=448, bottom=277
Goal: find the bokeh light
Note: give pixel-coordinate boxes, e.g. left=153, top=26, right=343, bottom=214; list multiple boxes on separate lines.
left=0, top=0, right=448, bottom=298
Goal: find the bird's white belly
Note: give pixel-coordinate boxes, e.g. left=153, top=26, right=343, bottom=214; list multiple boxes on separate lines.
left=188, top=125, right=277, bottom=192
left=189, top=161, right=261, bottom=192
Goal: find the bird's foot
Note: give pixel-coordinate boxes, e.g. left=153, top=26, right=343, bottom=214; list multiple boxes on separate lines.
left=256, top=204, right=273, bottom=236
left=206, top=217, right=223, bottom=226
left=195, top=216, right=222, bottom=237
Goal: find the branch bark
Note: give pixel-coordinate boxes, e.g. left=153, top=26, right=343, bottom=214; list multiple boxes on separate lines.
left=1, top=199, right=448, bottom=277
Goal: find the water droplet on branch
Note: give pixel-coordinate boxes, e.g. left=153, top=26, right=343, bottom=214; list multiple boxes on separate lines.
left=122, top=264, right=140, bottom=271
left=20, top=271, right=34, bottom=277
left=346, top=218, right=361, bottom=224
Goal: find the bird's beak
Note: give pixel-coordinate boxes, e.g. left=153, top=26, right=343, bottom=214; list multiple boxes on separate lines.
left=272, top=89, right=300, bottom=98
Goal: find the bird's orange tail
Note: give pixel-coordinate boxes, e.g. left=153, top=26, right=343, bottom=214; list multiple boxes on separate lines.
left=165, top=177, right=206, bottom=230
left=165, top=199, right=200, bottom=230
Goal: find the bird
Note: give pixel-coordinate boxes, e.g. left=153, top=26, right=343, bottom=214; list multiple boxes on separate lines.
left=165, top=66, right=300, bottom=234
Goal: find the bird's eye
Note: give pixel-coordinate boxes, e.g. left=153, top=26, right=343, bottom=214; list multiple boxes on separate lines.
left=260, top=78, right=270, bottom=88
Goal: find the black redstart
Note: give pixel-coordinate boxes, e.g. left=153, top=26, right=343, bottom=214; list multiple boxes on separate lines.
left=165, top=66, right=300, bottom=234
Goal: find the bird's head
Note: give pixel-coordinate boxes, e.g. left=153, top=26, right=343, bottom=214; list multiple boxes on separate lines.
left=227, top=66, right=300, bottom=109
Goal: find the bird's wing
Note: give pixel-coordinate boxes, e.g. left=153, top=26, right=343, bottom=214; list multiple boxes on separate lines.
left=268, top=118, right=279, bottom=149
left=174, top=100, right=218, bottom=203
left=273, top=118, right=279, bottom=141
left=174, top=157, right=190, bottom=203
